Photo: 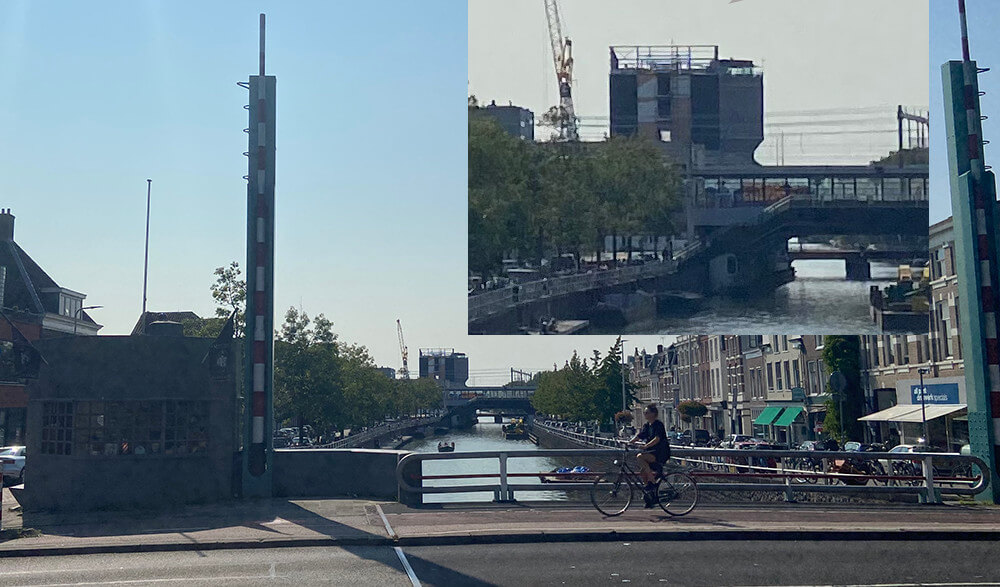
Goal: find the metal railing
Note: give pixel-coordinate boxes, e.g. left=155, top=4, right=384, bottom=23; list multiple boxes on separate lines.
left=395, top=446, right=990, bottom=506
left=395, top=421, right=991, bottom=505
left=468, top=252, right=697, bottom=322
left=322, top=416, right=440, bottom=449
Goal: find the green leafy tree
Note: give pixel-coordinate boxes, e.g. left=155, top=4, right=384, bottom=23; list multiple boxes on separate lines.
left=212, top=262, right=246, bottom=337
left=821, top=335, right=864, bottom=442
left=677, top=400, right=708, bottom=423
left=274, top=308, right=343, bottom=441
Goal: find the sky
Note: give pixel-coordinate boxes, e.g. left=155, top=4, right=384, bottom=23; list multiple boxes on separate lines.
left=469, top=0, right=928, bottom=165
left=929, top=0, right=1000, bottom=224
left=0, top=0, right=660, bottom=385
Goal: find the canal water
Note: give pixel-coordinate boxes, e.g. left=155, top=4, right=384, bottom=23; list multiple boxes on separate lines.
left=404, top=417, right=593, bottom=503
left=619, top=259, right=899, bottom=334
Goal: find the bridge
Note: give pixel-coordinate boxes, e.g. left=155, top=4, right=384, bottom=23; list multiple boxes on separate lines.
left=786, top=244, right=926, bottom=280
left=469, top=164, right=927, bottom=333
left=442, top=385, right=536, bottom=426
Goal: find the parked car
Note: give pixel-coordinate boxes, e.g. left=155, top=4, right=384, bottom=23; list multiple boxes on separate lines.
left=722, top=434, right=755, bottom=449
left=692, top=430, right=711, bottom=446
left=0, top=445, right=26, bottom=485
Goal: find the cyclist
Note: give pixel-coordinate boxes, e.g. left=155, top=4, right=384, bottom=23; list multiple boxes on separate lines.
left=629, top=403, right=670, bottom=508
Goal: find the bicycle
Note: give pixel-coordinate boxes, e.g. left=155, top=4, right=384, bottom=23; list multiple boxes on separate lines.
left=590, top=450, right=699, bottom=517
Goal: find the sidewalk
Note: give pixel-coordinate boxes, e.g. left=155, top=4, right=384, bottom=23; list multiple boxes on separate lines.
left=3, top=492, right=1000, bottom=557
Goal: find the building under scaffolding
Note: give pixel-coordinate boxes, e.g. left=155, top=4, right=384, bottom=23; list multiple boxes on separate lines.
left=610, top=45, right=763, bottom=169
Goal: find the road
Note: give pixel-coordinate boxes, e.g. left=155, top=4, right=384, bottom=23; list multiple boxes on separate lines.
left=2, top=541, right=1000, bottom=586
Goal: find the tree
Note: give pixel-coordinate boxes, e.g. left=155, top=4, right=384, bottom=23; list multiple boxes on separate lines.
left=211, top=262, right=246, bottom=337
left=273, top=307, right=343, bottom=441
left=821, top=335, right=864, bottom=442
left=677, top=400, right=708, bottom=424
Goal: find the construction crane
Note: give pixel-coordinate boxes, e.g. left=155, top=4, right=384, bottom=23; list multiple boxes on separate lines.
left=543, top=0, right=578, bottom=141
left=396, top=319, right=410, bottom=380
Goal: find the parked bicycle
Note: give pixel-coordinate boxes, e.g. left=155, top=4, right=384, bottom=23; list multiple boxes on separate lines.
left=590, top=450, right=699, bottom=517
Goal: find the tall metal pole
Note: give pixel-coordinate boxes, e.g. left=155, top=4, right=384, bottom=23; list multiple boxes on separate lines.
left=919, top=368, right=929, bottom=446
left=141, top=179, right=151, bottom=333
left=943, top=0, right=1000, bottom=502
left=242, top=13, right=276, bottom=498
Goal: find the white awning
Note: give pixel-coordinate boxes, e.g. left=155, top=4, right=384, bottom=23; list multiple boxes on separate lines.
left=859, top=404, right=966, bottom=422
left=859, top=404, right=924, bottom=422
left=891, top=404, right=966, bottom=423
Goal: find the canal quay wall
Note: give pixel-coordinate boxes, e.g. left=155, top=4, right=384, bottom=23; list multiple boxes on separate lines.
left=530, top=422, right=625, bottom=451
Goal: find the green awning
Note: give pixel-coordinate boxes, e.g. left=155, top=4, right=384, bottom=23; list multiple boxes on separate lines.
left=753, top=406, right=783, bottom=426
left=773, top=406, right=804, bottom=427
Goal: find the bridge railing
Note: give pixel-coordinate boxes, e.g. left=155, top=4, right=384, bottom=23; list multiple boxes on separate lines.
left=321, top=416, right=440, bottom=449
left=468, top=259, right=679, bottom=322
left=395, top=446, right=990, bottom=506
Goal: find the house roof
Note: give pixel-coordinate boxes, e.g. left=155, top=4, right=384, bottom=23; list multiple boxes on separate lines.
left=131, top=311, right=202, bottom=335
left=0, top=241, right=96, bottom=325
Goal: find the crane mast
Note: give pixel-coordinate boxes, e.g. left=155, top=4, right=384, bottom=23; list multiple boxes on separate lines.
left=396, top=319, right=410, bottom=380
left=543, top=0, right=578, bottom=141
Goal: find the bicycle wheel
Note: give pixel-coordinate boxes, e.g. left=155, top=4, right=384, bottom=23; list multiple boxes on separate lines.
left=657, top=472, right=698, bottom=516
left=591, top=471, right=633, bottom=516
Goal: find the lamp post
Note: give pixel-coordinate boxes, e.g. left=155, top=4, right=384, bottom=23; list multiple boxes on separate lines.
left=918, top=367, right=931, bottom=448
left=73, top=305, right=103, bottom=336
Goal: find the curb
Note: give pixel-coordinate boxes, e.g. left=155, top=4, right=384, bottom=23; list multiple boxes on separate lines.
left=3, top=528, right=1000, bottom=557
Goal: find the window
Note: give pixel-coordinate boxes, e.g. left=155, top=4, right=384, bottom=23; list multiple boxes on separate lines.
left=49, top=400, right=211, bottom=457
left=781, top=336, right=788, bottom=352
left=41, top=401, right=74, bottom=455
left=775, top=362, right=783, bottom=390
left=767, top=363, right=774, bottom=390
left=783, top=361, right=791, bottom=391
left=808, top=361, right=819, bottom=394
left=793, top=361, right=801, bottom=388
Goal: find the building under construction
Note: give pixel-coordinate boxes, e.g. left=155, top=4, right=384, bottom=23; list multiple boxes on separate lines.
left=610, top=45, right=763, bottom=169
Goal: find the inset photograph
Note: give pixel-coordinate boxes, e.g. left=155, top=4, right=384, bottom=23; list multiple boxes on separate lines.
left=468, top=0, right=930, bottom=335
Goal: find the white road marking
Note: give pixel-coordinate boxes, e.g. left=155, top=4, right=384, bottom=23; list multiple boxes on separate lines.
left=10, top=576, right=273, bottom=586
left=394, top=546, right=421, bottom=587
left=734, top=583, right=1000, bottom=587
left=375, top=503, right=398, bottom=540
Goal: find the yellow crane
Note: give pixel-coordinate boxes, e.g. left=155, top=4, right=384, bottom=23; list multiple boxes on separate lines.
left=543, top=0, right=578, bottom=141
left=396, top=319, right=410, bottom=380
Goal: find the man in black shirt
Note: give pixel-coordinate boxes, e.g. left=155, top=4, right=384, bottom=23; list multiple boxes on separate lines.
left=629, top=404, right=670, bottom=508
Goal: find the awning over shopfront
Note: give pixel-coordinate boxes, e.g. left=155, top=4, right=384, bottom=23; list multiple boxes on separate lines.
left=859, top=404, right=966, bottom=422
left=891, top=404, right=966, bottom=423
left=773, top=406, right=804, bottom=427
left=753, top=406, right=782, bottom=425
left=858, top=404, right=923, bottom=422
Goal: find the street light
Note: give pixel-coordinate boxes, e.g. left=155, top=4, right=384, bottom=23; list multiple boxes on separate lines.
left=73, top=305, right=103, bottom=336
left=918, top=367, right=931, bottom=448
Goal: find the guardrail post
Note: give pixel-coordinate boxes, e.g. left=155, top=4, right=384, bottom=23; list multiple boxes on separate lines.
left=781, top=457, right=795, bottom=503
left=498, top=452, right=512, bottom=502
left=922, top=454, right=940, bottom=504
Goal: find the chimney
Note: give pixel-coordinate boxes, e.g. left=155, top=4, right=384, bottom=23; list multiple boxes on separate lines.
left=0, top=209, right=13, bottom=241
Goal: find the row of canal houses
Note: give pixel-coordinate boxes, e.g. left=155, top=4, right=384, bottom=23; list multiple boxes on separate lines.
left=627, top=335, right=831, bottom=446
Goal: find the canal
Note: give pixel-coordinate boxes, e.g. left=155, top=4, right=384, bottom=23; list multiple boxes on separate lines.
left=403, top=417, right=592, bottom=503
left=617, top=258, right=899, bottom=334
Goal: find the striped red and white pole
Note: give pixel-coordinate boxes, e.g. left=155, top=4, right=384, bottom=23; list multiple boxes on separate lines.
left=959, top=0, right=1000, bottom=443
left=249, top=75, right=269, bottom=474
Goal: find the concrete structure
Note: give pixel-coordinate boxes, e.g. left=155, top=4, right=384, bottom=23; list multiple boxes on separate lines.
left=242, top=15, right=277, bottom=497
left=609, top=45, right=763, bottom=168
left=471, top=101, right=534, bottom=141
left=941, top=9, right=1000, bottom=501
left=20, top=334, right=240, bottom=512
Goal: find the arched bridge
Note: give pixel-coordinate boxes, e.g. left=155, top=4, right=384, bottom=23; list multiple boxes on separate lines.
left=443, top=386, right=535, bottom=412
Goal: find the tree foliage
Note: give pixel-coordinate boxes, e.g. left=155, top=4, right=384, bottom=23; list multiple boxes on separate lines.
left=531, top=338, right=639, bottom=424
left=677, top=400, right=708, bottom=423
left=821, top=335, right=863, bottom=442
left=273, top=307, right=442, bottom=437
left=468, top=117, right=682, bottom=277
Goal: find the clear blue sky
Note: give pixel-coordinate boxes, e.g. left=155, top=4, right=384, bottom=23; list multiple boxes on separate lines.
left=0, top=0, right=656, bottom=383
left=930, top=0, right=1000, bottom=223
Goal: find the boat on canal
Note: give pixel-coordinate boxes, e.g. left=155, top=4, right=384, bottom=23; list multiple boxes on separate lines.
left=437, top=441, right=455, bottom=452
left=502, top=418, right=529, bottom=440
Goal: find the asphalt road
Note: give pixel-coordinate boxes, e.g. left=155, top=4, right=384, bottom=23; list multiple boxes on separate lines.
left=2, top=541, right=1000, bottom=586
